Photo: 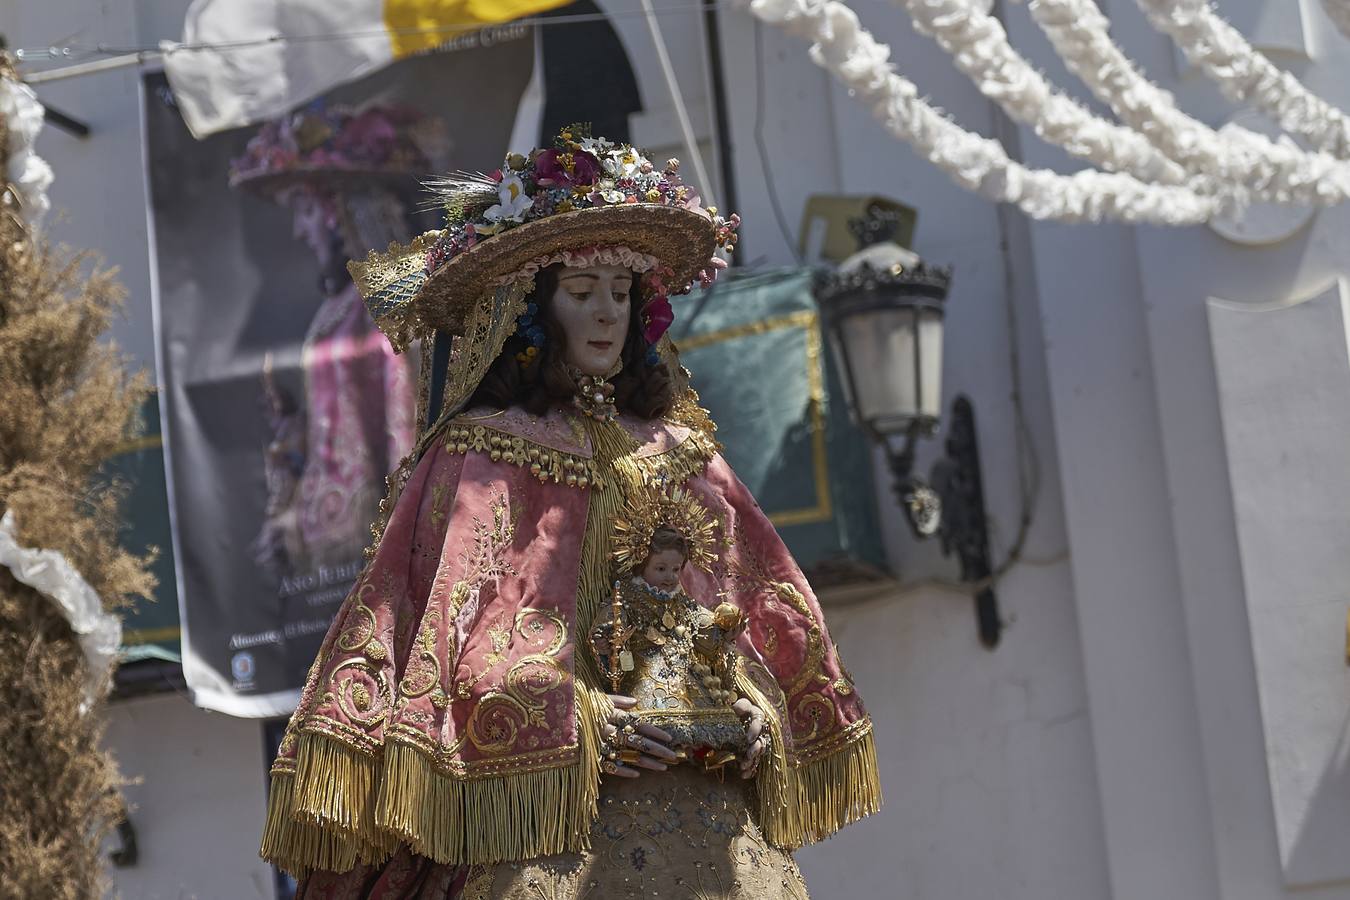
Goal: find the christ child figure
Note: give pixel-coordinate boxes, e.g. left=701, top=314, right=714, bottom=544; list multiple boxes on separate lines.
left=593, top=525, right=756, bottom=771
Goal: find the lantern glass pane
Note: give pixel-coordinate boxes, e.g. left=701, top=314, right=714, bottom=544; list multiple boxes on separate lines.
left=838, top=307, right=918, bottom=431
left=918, top=307, right=944, bottom=420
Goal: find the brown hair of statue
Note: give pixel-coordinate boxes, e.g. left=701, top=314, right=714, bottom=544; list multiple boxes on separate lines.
left=646, top=526, right=689, bottom=561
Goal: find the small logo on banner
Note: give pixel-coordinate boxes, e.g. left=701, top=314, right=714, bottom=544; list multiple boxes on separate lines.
left=231, top=651, right=256, bottom=688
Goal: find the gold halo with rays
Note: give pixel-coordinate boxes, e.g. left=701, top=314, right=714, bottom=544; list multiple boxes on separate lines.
left=612, top=484, right=724, bottom=576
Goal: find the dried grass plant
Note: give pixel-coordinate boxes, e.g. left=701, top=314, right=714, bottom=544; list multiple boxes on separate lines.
left=0, top=64, right=155, bottom=898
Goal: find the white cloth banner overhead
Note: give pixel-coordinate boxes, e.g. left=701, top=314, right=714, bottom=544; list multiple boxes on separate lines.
left=163, top=0, right=565, bottom=137
left=164, top=0, right=393, bottom=137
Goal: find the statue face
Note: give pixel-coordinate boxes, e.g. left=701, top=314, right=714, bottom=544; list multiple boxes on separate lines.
left=640, top=547, right=686, bottom=593
left=290, top=191, right=337, bottom=268
left=549, top=264, right=633, bottom=376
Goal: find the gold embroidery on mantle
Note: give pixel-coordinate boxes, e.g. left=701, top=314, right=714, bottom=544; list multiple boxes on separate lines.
left=452, top=615, right=511, bottom=700
left=724, top=530, right=828, bottom=701
left=331, top=659, right=395, bottom=729
left=459, top=491, right=519, bottom=584
left=335, top=576, right=379, bottom=652
left=467, top=609, right=569, bottom=755
left=400, top=609, right=442, bottom=699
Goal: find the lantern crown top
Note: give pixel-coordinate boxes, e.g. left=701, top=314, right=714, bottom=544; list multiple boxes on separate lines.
left=847, top=206, right=906, bottom=249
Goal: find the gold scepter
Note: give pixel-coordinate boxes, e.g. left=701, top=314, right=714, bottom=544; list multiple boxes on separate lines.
left=609, top=579, right=635, bottom=692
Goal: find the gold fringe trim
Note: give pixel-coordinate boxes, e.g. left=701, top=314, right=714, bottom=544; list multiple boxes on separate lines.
left=730, top=662, right=882, bottom=849
left=574, top=418, right=640, bottom=632
left=574, top=679, right=610, bottom=828
left=373, top=683, right=607, bottom=865
left=260, top=733, right=401, bottom=877
left=260, top=770, right=374, bottom=879
left=783, top=723, right=883, bottom=848
left=292, top=732, right=381, bottom=839
left=263, top=682, right=612, bottom=873
left=732, top=665, right=792, bottom=844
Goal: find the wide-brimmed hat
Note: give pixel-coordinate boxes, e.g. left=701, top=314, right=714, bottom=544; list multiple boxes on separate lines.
left=349, top=127, right=739, bottom=352
left=229, top=102, right=450, bottom=199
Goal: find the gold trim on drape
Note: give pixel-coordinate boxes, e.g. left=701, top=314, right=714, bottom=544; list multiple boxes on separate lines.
left=260, top=682, right=613, bottom=878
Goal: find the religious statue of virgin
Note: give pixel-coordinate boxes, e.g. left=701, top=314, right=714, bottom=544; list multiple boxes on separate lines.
left=230, top=103, right=446, bottom=577
left=260, top=126, right=881, bottom=899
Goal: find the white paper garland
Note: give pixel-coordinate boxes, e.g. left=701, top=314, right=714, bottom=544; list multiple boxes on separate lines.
left=898, top=0, right=1193, bottom=188
left=1132, top=0, right=1350, bottom=158
left=0, top=75, right=53, bottom=225
left=0, top=511, right=121, bottom=709
left=1322, top=0, right=1350, bottom=39
left=1025, top=0, right=1350, bottom=206
left=739, top=0, right=1223, bottom=225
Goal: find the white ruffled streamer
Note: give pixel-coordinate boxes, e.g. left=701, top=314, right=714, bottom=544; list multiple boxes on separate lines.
left=1323, top=0, right=1350, bottom=39
left=1026, top=0, right=1350, bottom=206
left=0, top=511, right=122, bottom=709
left=739, top=0, right=1223, bottom=225
left=899, top=0, right=1193, bottom=187
left=1133, top=0, right=1350, bottom=158
left=0, top=76, right=53, bottom=226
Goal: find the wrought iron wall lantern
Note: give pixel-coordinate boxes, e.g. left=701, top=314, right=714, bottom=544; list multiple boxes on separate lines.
left=814, top=210, right=1002, bottom=648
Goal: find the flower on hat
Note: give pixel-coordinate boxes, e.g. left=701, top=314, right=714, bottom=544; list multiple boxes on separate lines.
left=485, top=173, right=534, bottom=223
left=603, top=149, right=642, bottom=180
left=535, top=148, right=602, bottom=188
left=643, top=294, right=675, bottom=344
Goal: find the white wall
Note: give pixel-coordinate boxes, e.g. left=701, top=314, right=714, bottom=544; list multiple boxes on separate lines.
left=1008, top=1, right=1350, bottom=898
left=105, top=694, right=273, bottom=899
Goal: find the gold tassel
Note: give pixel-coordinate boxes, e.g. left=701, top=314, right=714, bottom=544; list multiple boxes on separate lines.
left=732, top=665, right=794, bottom=845
left=786, top=725, right=883, bottom=847
left=291, top=733, right=383, bottom=839
left=732, top=661, right=883, bottom=849
left=259, top=770, right=365, bottom=877
left=573, top=680, right=610, bottom=832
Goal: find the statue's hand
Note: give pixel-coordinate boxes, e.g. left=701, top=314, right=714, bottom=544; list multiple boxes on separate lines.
left=602, top=694, right=679, bottom=778
left=733, top=697, right=768, bottom=779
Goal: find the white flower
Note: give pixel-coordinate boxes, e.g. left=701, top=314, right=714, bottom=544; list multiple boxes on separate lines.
left=600, top=189, right=626, bottom=204
left=603, top=149, right=641, bottom=179
left=1, top=77, right=53, bottom=225
left=483, top=173, right=533, bottom=223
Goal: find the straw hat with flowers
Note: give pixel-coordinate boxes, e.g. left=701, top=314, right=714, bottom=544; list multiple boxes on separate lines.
left=349, top=126, right=739, bottom=359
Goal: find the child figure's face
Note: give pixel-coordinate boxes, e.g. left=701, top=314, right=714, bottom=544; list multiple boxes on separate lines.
left=640, top=548, right=686, bottom=593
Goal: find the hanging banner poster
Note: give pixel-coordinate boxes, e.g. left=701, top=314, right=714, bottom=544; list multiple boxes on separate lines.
left=144, top=40, right=534, bottom=716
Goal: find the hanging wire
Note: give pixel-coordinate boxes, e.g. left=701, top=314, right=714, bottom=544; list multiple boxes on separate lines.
left=10, top=2, right=725, bottom=64
left=751, top=19, right=803, bottom=264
